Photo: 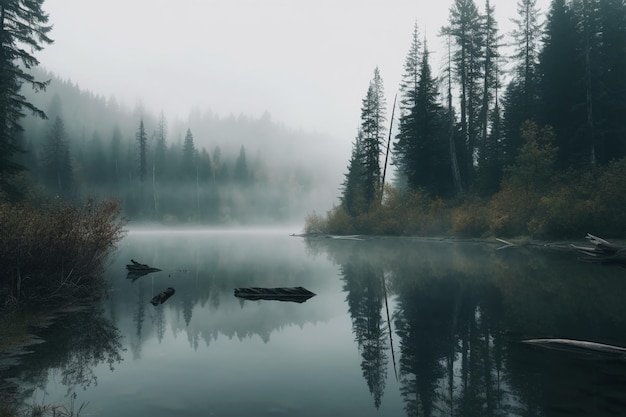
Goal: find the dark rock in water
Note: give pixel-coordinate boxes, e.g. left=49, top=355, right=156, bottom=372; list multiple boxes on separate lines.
left=233, top=286, right=316, bottom=303
left=150, top=287, right=175, bottom=306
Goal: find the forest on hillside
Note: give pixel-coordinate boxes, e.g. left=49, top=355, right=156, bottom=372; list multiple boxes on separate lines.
left=312, top=0, right=626, bottom=238
left=2, top=0, right=626, bottom=236
left=10, top=68, right=339, bottom=224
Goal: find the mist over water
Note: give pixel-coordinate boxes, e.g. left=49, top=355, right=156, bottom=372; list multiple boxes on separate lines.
left=4, top=232, right=626, bottom=416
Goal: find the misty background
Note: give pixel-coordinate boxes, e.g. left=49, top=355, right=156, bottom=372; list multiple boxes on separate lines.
left=20, top=0, right=551, bottom=225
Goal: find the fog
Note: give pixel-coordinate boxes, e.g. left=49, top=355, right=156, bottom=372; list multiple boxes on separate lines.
left=38, top=0, right=550, bottom=142
left=23, top=0, right=550, bottom=225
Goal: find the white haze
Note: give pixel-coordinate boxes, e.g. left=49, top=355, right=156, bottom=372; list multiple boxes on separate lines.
left=36, top=0, right=551, bottom=215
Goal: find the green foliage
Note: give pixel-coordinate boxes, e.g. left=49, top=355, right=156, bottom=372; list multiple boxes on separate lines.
left=489, top=121, right=557, bottom=236
left=503, top=121, right=557, bottom=194
left=0, top=0, right=53, bottom=182
left=452, top=200, right=489, bottom=237
left=592, top=158, right=626, bottom=235
left=529, top=183, right=596, bottom=238
left=136, top=120, right=148, bottom=182
left=342, top=68, right=387, bottom=217
left=0, top=199, right=125, bottom=309
left=394, top=44, right=450, bottom=196
left=441, top=0, right=483, bottom=181
left=40, top=116, right=73, bottom=197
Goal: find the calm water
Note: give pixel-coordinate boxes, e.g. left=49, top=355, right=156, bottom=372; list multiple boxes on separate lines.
left=3, top=230, right=626, bottom=416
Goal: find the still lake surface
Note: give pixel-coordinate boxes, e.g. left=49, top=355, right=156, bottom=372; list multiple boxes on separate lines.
left=4, top=229, right=626, bottom=416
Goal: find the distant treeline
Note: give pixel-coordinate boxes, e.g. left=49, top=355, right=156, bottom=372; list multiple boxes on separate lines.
left=12, top=69, right=334, bottom=223
left=317, top=0, right=626, bottom=238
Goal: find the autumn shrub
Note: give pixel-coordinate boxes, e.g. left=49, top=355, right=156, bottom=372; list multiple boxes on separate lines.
left=592, top=158, right=626, bottom=236
left=0, top=199, right=125, bottom=309
left=488, top=184, right=538, bottom=237
left=303, top=211, right=327, bottom=234
left=452, top=200, right=489, bottom=237
left=529, top=180, right=596, bottom=238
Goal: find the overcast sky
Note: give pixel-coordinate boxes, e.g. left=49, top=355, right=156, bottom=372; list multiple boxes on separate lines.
left=38, top=0, right=551, bottom=143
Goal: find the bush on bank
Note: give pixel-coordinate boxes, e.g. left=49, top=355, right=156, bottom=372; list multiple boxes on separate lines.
left=0, top=198, right=125, bottom=309
left=306, top=156, right=626, bottom=240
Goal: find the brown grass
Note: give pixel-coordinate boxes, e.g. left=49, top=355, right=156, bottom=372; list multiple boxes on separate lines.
left=0, top=198, right=126, bottom=309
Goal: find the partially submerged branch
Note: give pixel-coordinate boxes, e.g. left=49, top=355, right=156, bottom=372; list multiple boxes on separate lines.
left=571, top=233, right=626, bottom=266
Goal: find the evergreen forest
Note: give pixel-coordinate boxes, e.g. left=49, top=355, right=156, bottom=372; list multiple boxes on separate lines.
left=310, top=0, right=626, bottom=238
left=6, top=68, right=339, bottom=224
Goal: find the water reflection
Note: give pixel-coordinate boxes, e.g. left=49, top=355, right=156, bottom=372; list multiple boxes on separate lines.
left=4, top=232, right=626, bottom=416
left=341, top=257, right=389, bottom=409
left=310, top=236, right=626, bottom=416
left=0, top=307, right=123, bottom=412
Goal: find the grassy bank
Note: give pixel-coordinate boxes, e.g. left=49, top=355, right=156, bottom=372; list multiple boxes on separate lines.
left=306, top=157, right=626, bottom=240
left=0, top=198, right=125, bottom=310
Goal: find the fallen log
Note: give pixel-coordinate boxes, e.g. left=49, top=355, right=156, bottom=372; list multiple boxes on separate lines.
left=571, top=233, right=626, bottom=267
left=150, top=287, right=175, bottom=306
left=234, top=286, right=316, bottom=303
left=126, top=259, right=162, bottom=272
left=126, top=259, right=162, bottom=281
left=522, top=338, right=626, bottom=360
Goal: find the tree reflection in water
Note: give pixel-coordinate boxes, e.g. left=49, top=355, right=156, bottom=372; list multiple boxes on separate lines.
left=312, top=236, right=626, bottom=417
left=0, top=306, right=124, bottom=412
left=341, top=259, right=389, bottom=409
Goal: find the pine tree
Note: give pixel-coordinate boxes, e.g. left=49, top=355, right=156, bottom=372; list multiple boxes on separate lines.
left=395, top=23, right=422, bottom=188
left=572, top=0, right=603, bottom=166
left=443, top=34, right=464, bottom=194
left=109, top=125, right=122, bottom=188
left=234, top=145, right=249, bottom=183
left=596, top=0, right=626, bottom=163
left=136, top=120, right=148, bottom=182
left=442, top=0, right=484, bottom=181
left=360, top=68, right=387, bottom=209
left=154, top=112, right=167, bottom=180
left=478, top=0, right=502, bottom=169
left=510, top=0, right=542, bottom=117
left=395, top=43, right=450, bottom=196
left=342, top=131, right=367, bottom=217
left=182, top=128, right=195, bottom=179
left=539, top=0, right=584, bottom=168
left=85, top=131, right=107, bottom=187
left=41, top=116, right=73, bottom=197
left=0, top=0, right=53, bottom=184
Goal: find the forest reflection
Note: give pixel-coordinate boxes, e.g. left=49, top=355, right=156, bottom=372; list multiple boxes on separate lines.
left=309, top=236, right=626, bottom=417
left=5, top=234, right=626, bottom=416
left=1, top=307, right=123, bottom=412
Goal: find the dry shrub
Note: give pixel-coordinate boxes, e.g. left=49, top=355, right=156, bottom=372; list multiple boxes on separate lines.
left=325, top=205, right=355, bottom=235
left=452, top=201, right=489, bottom=237
left=303, top=211, right=326, bottom=234
left=0, top=199, right=126, bottom=308
left=592, top=158, right=626, bottom=235
left=529, top=186, right=596, bottom=238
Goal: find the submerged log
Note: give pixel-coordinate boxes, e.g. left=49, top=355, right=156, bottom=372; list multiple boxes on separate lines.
left=150, top=287, right=175, bottom=306
left=234, top=286, right=316, bottom=303
left=126, top=259, right=162, bottom=272
left=126, top=259, right=162, bottom=281
left=523, top=338, right=626, bottom=360
left=571, top=233, right=626, bottom=267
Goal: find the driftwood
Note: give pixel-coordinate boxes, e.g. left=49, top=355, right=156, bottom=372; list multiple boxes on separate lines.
left=523, top=338, right=626, bottom=360
left=571, top=233, right=626, bottom=267
left=126, top=259, right=162, bottom=273
left=234, top=287, right=316, bottom=303
left=126, top=259, right=162, bottom=281
left=150, top=287, right=175, bottom=306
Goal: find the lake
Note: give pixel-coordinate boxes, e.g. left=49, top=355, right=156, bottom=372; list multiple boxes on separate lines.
left=3, top=229, right=626, bottom=416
